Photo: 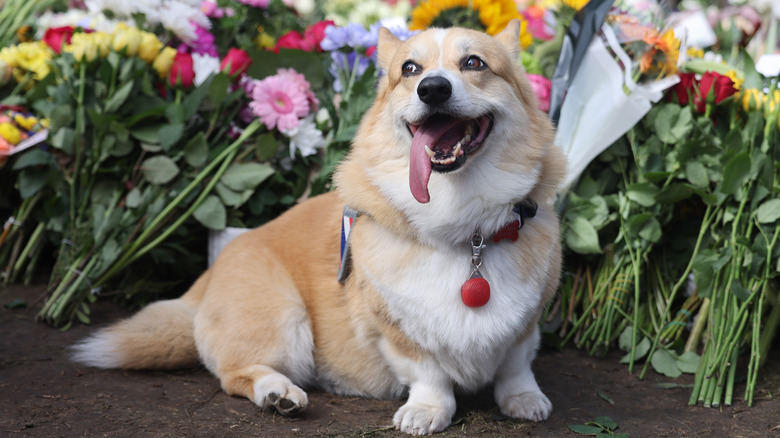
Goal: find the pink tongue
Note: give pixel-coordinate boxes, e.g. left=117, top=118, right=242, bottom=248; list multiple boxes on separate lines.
left=409, top=118, right=463, bottom=203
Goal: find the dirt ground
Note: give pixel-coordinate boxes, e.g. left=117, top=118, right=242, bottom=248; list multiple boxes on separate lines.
left=1, top=282, right=779, bottom=438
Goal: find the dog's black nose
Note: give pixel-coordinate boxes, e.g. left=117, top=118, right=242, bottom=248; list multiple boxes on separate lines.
left=417, top=76, right=452, bottom=105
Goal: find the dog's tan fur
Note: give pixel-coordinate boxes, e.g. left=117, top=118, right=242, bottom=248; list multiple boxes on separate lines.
left=73, top=20, right=566, bottom=435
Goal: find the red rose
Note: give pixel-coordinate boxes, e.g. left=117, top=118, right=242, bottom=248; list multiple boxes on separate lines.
left=274, top=31, right=313, bottom=53
left=168, top=52, right=194, bottom=88
left=305, top=20, right=335, bottom=52
left=694, top=71, right=736, bottom=114
left=220, top=48, right=251, bottom=79
left=671, top=72, right=696, bottom=106
left=43, top=26, right=75, bottom=55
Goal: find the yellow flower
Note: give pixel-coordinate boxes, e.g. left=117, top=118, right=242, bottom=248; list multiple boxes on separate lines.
left=255, top=31, right=275, bottom=50
left=0, top=122, right=22, bottom=145
left=137, top=32, right=163, bottom=63
left=13, top=114, right=37, bottom=131
left=91, top=32, right=113, bottom=58
left=764, top=89, right=780, bottom=118
left=739, top=88, right=764, bottom=112
left=724, top=69, right=742, bottom=91
left=0, top=42, right=53, bottom=81
left=152, top=46, right=177, bottom=78
left=561, top=0, right=589, bottom=11
left=686, top=46, right=704, bottom=59
left=65, top=32, right=101, bottom=62
left=639, top=28, right=680, bottom=78
left=409, top=0, right=532, bottom=48
left=112, top=23, right=143, bottom=57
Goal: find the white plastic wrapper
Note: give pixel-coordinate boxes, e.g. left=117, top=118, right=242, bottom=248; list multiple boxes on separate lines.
left=554, top=24, right=679, bottom=192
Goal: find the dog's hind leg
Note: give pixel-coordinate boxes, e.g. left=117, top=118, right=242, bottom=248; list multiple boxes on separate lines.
left=220, top=364, right=309, bottom=416
left=493, top=325, right=552, bottom=422
left=193, top=241, right=316, bottom=416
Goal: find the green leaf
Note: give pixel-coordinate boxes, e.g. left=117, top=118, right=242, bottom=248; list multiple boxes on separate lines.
left=620, top=337, right=651, bottom=363
left=49, top=127, right=75, bottom=153
left=592, top=416, right=618, bottom=430
left=654, top=104, right=680, bottom=143
left=731, top=280, right=751, bottom=302
left=756, top=199, right=780, bottom=224
left=193, top=195, right=226, bottom=230
left=158, top=124, right=184, bottom=150
left=568, top=425, right=604, bottom=435
left=636, top=217, right=661, bottom=243
left=208, top=72, right=230, bottom=107
left=103, top=80, right=134, bottom=113
left=685, top=161, right=709, bottom=188
left=255, top=133, right=278, bottom=161
left=565, top=216, right=601, bottom=254
left=656, top=183, right=694, bottom=203
left=626, top=182, right=659, bottom=207
left=719, top=152, right=751, bottom=195
left=651, top=349, right=682, bottom=378
left=126, top=187, right=142, bottom=208
left=12, top=149, right=51, bottom=170
left=183, top=132, right=208, bottom=167
left=18, top=168, right=47, bottom=198
left=131, top=124, right=164, bottom=144
left=140, top=155, right=180, bottom=184
left=676, top=351, right=700, bottom=374
left=220, top=162, right=275, bottom=191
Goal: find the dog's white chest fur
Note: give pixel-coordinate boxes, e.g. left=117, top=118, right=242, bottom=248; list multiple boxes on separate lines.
left=352, top=218, right=547, bottom=390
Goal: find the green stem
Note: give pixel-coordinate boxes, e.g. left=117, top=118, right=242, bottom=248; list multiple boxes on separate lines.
left=94, top=119, right=263, bottom=286
left=640, top=205, right=715, bottom=379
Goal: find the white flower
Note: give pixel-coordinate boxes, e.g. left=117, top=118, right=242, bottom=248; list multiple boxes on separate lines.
left=158, top=1, right=210, bottom=43
left=192, top=53, right=221, bottom=87
left=281, top=116, right=326, bottom=158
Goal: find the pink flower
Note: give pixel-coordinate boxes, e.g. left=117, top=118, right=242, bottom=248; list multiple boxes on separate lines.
left=276, top=68, right=318, bottom=112
left=527, top=74, right=551, bottom=112
left=187, top=23, right=218, bottom=57
left=236, top=0, right=269, bottom=7
left=250, top=71, right=312, bottom=131
left=522, top=6, right=555, bottom=41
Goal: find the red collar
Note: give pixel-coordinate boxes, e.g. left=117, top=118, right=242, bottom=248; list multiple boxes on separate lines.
left=491, top=201, right=537, bottom=243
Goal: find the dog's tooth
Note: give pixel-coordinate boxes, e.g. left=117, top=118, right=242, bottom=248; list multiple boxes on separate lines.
left=425, top=145, right=435, bottom=159
left=453, top=142, right=462, bottom=157
left=464, top=124, right=474, bottom=139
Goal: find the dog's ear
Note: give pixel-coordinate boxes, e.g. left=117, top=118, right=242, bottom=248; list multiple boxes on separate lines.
left=377, top=27, right=402, bottom=72
left=495, top=19, right=522, bottom=58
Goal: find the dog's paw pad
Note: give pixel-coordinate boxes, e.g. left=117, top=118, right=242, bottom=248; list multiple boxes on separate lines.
left=393, top=403, right=452, bottom=436
left=499, top=391, right=552, bottom=422
left=254, top=375, right=308, bottom=416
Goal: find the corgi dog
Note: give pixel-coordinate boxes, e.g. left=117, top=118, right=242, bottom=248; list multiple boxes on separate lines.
left=72, top=19, right=566, bottom=435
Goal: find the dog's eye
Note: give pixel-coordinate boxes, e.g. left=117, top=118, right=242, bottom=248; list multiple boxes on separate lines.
left=463, top=55, right=487, bottom=71
left=402, top=61, right=421, bottom=76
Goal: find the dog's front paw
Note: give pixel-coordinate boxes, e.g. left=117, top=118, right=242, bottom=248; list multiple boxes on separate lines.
left=253, top=374, right=308, bottom=416
left=499, top=391, right=552, bottom=422
left=393, top=402, right=453, bottom=436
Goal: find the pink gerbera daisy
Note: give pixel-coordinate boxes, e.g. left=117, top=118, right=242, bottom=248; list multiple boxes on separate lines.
left=250, top=73, right=311, bottom=132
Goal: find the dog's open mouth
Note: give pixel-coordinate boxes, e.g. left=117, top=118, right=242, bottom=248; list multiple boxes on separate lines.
left=408, top=113, right=493, bottom=203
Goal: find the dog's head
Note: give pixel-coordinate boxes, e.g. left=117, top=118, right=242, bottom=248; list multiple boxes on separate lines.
left=370, top=20, right=560, bottom=205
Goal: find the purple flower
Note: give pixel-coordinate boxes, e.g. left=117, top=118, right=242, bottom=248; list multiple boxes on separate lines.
left=329, top=51, right=371, bottom=92
left=320, top=23, right=373, bottom=51
left=187, top=22, right=218, bottom=57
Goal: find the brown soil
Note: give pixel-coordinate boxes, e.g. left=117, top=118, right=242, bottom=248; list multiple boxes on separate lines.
left=1, top=282, right=779, bottom=438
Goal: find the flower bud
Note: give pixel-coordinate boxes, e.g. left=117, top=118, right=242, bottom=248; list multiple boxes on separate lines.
left=220, top=48, right=251, bottom=80
left=740, top=88, right=764, bottom=112
left=169, top=52, right=195, bottom=88
left=152, top=46, right=177, bottom=78
left=137, top=32, right=163, bottom=64
left=112, top=23, right=142, bottom=57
